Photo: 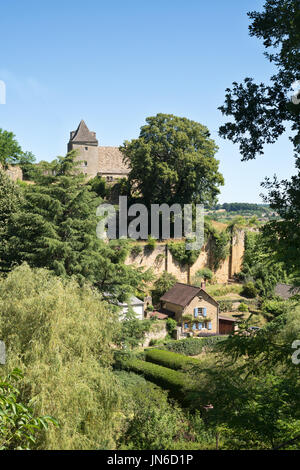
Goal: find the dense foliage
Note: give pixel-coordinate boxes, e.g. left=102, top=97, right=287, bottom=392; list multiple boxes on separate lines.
left=161, top=336, right=228, bottom=356
left=121, top=113, right=224, bottom=207
left=144, top=348, right=200, bottom=371
left=219, top=0, right=300, bottom=285
left=151, top=271, right=177, bottom=306
left=1, top=152, right=150, bottom=302
left=0, top=264, right=126, bottom=449
left=0, top=368, right=57, bottom=450
left=239, top=231, right=288, bottom=297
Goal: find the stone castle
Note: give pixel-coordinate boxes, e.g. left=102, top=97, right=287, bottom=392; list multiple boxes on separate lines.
left=68, top=120, right=129, bottom=181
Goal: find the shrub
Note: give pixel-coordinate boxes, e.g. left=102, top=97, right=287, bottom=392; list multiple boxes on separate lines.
left=146, top=236, right=156, bottom=251
left=166, top=318, right=177, bottom=334
left=115, top=371, right=187, bottom=450
left=168, top=241, right=200, bottom=267
left=195, top=268, right=213, bottom=282
left=238, top=302, right=249, bottom=312
left=161, top=336, right=228, bottom=356
left=130, top=244, right=143, bottom=257
left=145, top=349, right=200, bottom=370
left=219, top=300, right=234, bottom=312
left=242, top=282, right=258, bottom=298
left=115, top=357, right=189, bottom=400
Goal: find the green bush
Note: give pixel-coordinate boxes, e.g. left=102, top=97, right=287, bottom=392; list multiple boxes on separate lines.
left=238, top=302, right=249, bottom=312
left=151, top=271, right=177, bottom=306
left=166, top=318, right=177, bottom=334
left=145, top=348, right=200, bottom=370
left=219, top=300, right=234, bottom=312
left=115, top=357, right=189, bottom=400
left=242, top=282, right=258, bottom=298
left=130, top=244, right=143, bottom=257
left=146, top=236, right=156, bottom=251
left=161, top=336, right=228, bottom=356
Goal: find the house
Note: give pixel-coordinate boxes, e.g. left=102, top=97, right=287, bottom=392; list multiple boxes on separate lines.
left=118, top=295, right=145, bottom=320
left=160, top=282, right=236, bottom=336
left=160, top=282, right=221, bottom=335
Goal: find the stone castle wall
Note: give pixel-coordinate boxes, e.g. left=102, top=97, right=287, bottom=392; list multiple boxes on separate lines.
left=0, top=164, right=23, bottom=181
left=125, top=231, right=244, bottom=284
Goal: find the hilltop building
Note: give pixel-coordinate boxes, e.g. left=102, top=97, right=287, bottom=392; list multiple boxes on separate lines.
left=67, top=120, right=130, bottom=181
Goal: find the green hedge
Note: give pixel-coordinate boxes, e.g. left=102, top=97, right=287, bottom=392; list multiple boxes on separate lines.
left=145, top=348, right=200, bottom=370
left=115, top=356, right=188, bottom=400
left=160, top=336, right=228, bottom=356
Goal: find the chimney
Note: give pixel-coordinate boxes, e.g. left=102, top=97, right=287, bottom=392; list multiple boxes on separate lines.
left=201, top=281, right=206, bottom=289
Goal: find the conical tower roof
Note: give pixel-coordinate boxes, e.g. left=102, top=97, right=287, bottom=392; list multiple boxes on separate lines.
left=69, top=120, right=98, bottom=145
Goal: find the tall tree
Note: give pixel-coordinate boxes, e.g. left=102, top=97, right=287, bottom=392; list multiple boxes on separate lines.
left=0, top=128, right=36, bottom=175
left=121, top=114, right=224, bottom=207
left=218, top=0, right=300, bottom=282
left=4, top=152, right=150, bottom=301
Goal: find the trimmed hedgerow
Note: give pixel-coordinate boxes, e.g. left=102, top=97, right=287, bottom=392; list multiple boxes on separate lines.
left=145, top=348, right=200, bottom=371
left=160, top=336, right=228, bottom=356
left=115, top=357, right=188, bottom=400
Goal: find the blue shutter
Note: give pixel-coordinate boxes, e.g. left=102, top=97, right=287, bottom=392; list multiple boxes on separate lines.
left=184, top=323, right=188, bottom=329
left=192, top=323, right=196, bottom=330
left=203, top=307, right=207, bottom=317
left=194, top=308, right=198, bottom=317
left=208, top=322, right=212, bottom=330
left=198, top=322, right=202, bottom=330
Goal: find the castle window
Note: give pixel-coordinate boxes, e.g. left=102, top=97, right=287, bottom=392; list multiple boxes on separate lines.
left=84, top=147, right=88, bottom=151
left=84, top=161, right=88, bottom=166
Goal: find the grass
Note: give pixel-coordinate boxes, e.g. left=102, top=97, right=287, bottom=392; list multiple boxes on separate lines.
left=205, top=283, right=244, bottom=298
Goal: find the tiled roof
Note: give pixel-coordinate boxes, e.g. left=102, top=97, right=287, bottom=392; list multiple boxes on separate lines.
left=160, top=283, right=202, bottom=307
left=70, top=120, right=98, bottom=145
left=149, top=311, right=169, bottom=320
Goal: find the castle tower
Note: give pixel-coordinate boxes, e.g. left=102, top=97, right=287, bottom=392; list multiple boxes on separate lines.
left=68, top=120, right=99, bottom=178
left=68, top=120, right=130, bottom=181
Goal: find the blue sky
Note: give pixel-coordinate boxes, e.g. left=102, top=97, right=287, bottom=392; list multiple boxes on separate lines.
left=0, top=0, right=295, bottom=202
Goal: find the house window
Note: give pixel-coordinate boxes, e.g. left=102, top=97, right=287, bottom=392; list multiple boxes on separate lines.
left=198, top=322, right=203, bottom=330
left=184, top=323, right=188, bottom=329
left=197, top=307, right=207, bottom=317
left=192, top=323, right=197, bottom=330
left=84, top=147, right=88, bottom=151
left=106, top=176, right=113, bottom=182
left=84, top=161, right=88, bottom=167
left=208, top=322, right=212, bottom=330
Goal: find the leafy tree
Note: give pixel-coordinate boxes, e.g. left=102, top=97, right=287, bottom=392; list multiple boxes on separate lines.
left=0, top=263, right=126, bottom=450
left=218, top=0, right=300, bottom=283
left=88, top=174, right=108, bottom=198
left=3, top=151, right=150, bottom=302
left=241, top=282, right=257, bottom=299
left=0, top=368, right=57, bottom=450
left=151, top=271, right=177, bottom=306
left=0, top=128, right=36, bottom=174
left=121, top=113, right=224, bottom=207
left=240, top=231, right=288, bottom=297
left=0, top=171, right=22, bottom=270
left=219, top=0, right=300, bottom=161
left=190, top=305, right=300, bottom=449
left=115, top=308, right=152, bottom=350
